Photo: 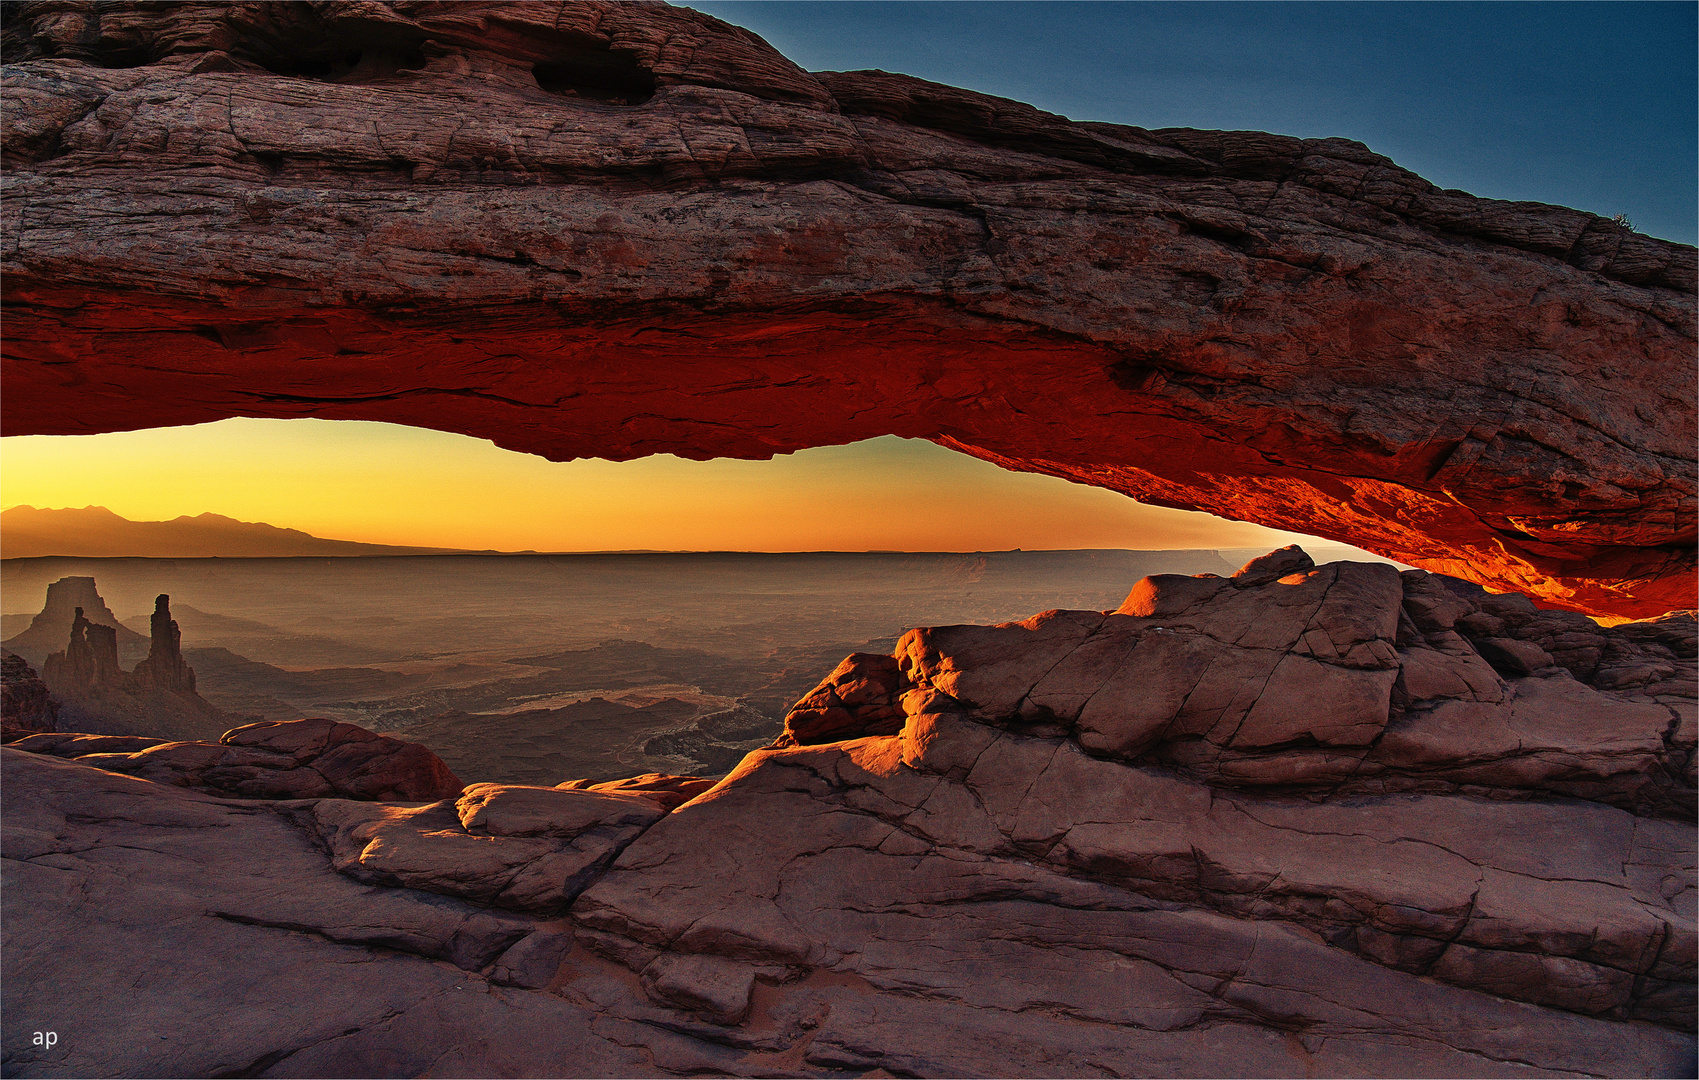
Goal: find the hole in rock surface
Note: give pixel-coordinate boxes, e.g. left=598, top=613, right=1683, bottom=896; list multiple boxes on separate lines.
left=532, top=56, right=657, bottom=105
left=257, top=49, right=364, bottom=80
left=91, top=45, right=157, bottom=70
left=257, top=48, right=426, bottom=82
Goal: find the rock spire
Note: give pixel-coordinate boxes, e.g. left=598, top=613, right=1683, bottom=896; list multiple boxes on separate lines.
left=133, top=594, right=194, bottom=693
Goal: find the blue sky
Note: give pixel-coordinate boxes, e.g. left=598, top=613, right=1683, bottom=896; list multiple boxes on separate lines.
left=685, top=1, right=1697, bottom=245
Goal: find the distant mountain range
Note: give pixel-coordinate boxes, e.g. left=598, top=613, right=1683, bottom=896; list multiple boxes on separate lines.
left=0, top=506, right=473, bottom=559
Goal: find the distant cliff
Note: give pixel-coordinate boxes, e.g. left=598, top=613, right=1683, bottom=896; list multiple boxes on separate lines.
left=0, top=575, right=148, bottom=666
left=0, top=505, right=472, bottom=559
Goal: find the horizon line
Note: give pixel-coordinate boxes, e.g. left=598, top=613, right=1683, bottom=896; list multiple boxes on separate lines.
left=0, top=544, right=1355, bottom=562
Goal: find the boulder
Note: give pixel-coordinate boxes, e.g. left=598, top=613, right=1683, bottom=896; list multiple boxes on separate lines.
left=223, top=717, right=463, bottom=800
left=778, top=653, right=907, bottom=747
left=1228, top=544, right=1316, bottom=586
left=305, top=783, right=664, bottom=913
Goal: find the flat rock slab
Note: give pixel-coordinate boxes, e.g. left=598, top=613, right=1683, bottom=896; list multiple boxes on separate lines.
left=0, top=749, right=655, bottom=1078
left=10, top=717, right=464, bottom=801
left=577, top=732, right=1696, bottom=1072
left=307, top=783, right=664, bottom=913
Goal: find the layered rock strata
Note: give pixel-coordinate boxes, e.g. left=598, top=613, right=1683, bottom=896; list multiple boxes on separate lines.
left=7, top=731, right=164, bottom=756
left=39, top=607, right=124, bottom=691
left=307, top=782, right=666, bottom=914
left=2, top=749, right=646, bottom=1078
left=779, top=547, right=1696, bottom=817
left=3, top=554, right=1693, bottom=1077
left=2, top=1, right=1694, bottom=617
left=0, top=652, right=57, bottom=742
left=14, top=716, right=464, bottom=801
left=557, top=772, right=719, bottom=812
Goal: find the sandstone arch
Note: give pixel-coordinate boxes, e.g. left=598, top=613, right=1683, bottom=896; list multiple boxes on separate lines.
left=2, top=1, right=1693, bottom=618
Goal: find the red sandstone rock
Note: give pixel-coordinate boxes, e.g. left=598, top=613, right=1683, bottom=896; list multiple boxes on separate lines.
left=3, top=554, right=1696, bottom=1076
left=31, top=586, right=237, bottom=742
left=556, top=772, right=718, bottom=812
left=14, top=717, right=465, bottom=800
left=221, top=717, right=464, bottom=800
left=572, top=555, right=1696, bottom=1052
left=2, top=748, right=618, bottom=1075
left=787, top=548, right=1694, bottom=814
left=308, top=782, right=664, bottom=913
left=131, top=594, right=195, bottom=692
left=778, top=652, right=906, bottom=746
left=0, top=652, right=58, bottom=741
left=1229, top=543, right=1315, bottom=586
left=1, top=2, right=1692, bottom=617
left=8, top=731, right=165, bottom=756
left=41, top=607, right=125, bottom=691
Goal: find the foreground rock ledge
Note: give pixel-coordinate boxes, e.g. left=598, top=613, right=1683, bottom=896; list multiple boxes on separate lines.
left=3, top=554, right=1693, bottom=1078
left=2, top=1, right=1695, bottom=618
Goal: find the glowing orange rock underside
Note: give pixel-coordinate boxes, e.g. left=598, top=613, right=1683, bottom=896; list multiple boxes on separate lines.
left=5, top=284, right=1689, bottom=619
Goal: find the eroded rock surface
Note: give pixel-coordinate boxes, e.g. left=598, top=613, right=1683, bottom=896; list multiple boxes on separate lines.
left=12, top=716, right=464, bottom=801
left=0, top=749, right=656, bottom=1078
left=307, top=783, right=664, bottom=913
left=577, top=740, right=1694, bottom=1075
left=8, top=731, right=164, bottom=756
left=132, top=593, right=195, bottom=691
left=557, top=772, right=719, bottom=812
left=781, top=547, right=1697, bottom=816
left=0, top=652, right=57, bottom=742
left=0, top=576, right=145, bottom=667
left=2, top=2, right=1694, bottom=617
left=577, top=551, right=1696, bottom=1072
left=5, top=553, right=1693, bottom=1077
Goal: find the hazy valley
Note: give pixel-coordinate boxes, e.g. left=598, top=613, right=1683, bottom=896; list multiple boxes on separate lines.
left=2, top=548, right=1345, bottom=784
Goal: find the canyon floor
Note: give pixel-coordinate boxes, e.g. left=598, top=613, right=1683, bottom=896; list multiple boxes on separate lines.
left=2, top=549, right=1282, bottom=783
left=2, top=548, right=1693, bottom=1078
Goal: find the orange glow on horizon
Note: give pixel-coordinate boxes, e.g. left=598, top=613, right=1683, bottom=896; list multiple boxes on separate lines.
left=1, top=418, right=1325, bottom=554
